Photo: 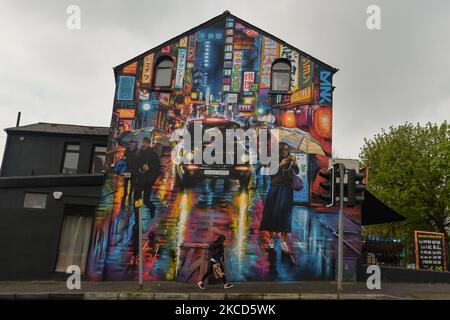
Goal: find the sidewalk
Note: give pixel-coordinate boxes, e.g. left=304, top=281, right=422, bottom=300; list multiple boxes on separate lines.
left=1, top=281, right=450, bottom=300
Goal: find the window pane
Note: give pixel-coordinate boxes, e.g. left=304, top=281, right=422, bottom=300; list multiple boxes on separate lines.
left=62, top=144, right=80, bottom=174
left=62, top=152, right=79, bottom=174
left=159, top=60, right=173, bottom=68
left=273, top=61, right=290, bottom=71
left=154, top=68, right=172, bottom=87
left=94, top=146, right=107, bottom=153
left=91, top=155, right=106, bottom=173
left=66, top=144, right=80, bottom=151
left=55, top=214, right=93, bottom=273
left=91, top=145, right=106, bottom=173
left=24, top=193, right=47, bottom=209
left=272, top=72, right=291, bottom=91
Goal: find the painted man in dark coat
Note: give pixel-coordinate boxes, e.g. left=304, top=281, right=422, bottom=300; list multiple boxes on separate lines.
left=131, top=137, right=161, bottom=262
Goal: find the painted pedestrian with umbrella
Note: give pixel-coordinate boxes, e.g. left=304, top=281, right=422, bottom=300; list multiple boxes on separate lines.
left=259, top=127, right=325, bottom=255
left=260, top=142, right=300, bottom=254
left=113, top=129, right=167, bottom=266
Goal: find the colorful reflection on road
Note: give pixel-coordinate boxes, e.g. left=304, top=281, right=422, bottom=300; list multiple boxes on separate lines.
left=87, top=162, right=360, bottom=282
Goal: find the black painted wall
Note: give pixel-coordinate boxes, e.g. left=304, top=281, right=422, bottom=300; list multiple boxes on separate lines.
left=0, top=182, right=102, bottom=280
left=0, top=129, right=107, bottom=280
left=1, top=132, right=107, bottom=177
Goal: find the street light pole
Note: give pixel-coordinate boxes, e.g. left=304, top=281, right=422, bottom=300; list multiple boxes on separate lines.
left=338, top=163, right=345, bottom=292
left=139, top=191, right=143, bottom=290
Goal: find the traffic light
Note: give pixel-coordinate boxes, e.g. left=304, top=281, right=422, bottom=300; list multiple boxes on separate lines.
left=319, top=167, right=336, bottom=207
left=347, top=169, right=366, bottom=206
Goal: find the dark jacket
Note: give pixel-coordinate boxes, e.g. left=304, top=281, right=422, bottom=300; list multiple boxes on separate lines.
left=124, top=147, right=138, bottom=175
left=135, top=147, right=161, bottom=186
left=209, top=242, right=224, bottom=263
left=270, top=158, right=299, bottom=187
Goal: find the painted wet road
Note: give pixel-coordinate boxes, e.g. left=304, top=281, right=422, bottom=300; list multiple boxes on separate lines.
left=89, top=162, right=353, bottom=282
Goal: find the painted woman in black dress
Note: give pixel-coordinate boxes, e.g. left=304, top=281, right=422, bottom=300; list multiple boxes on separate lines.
left=260, top=142, right=299, bottom=253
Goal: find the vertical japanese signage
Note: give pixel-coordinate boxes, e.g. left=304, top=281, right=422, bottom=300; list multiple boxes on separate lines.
left=280, top=45, right=299, bottom=90
left=415, top=231, right=447, bottom=271
left=175, top=48, right=187, bottom=89
left=232, top=51, right=243, bottom=92
left=222, top=18, right=234, bottom=93
left=300, top=55, right=314, bottom=89
left=141, top=53, right=154, bottom=86
left=243, top=71, right=255, bottom=91
left=187, top=34, right=196, bottom=61
left=260, top=37, right=279, bottom=89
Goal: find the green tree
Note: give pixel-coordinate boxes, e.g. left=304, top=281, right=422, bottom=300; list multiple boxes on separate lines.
left=360, top=121, right=450, bottom=267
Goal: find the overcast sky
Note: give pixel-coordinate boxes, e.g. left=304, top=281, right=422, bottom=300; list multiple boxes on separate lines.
left=0, top=0, right=449, bottom=162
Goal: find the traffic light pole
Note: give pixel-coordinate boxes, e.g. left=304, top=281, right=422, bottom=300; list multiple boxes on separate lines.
left=320, top=160, right=365, bottom=291
left=338, top=163, right=345, bottom=292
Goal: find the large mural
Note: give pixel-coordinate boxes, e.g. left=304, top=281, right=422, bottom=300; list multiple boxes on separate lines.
left=87, top=14, right=361, bottom=282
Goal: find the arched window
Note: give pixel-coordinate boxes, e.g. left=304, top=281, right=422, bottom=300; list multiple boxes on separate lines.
left=271, top=59, right=291, bottom=92
left=154, top=57, right=174, bottom=88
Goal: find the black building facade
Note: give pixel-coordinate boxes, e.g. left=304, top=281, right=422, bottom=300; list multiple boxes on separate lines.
left=0, top=123, right=109, bottom=279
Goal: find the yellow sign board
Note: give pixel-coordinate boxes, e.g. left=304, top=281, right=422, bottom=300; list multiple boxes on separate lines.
left=141, top=53, right=154, bottom=86
left=123, top=61, right=137, bottom=75
left=116, top=108, right=136, bottom=119
left=291, top=85, right=313, bottom=104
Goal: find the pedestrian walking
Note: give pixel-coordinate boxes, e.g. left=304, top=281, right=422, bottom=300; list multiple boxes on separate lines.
left=197, top=235, right=234, bottom=289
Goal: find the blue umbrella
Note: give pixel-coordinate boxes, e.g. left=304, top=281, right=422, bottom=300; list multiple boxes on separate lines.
left=112, top=127, right=173, bottom=148
left=112, top=128, right=154, bottom=147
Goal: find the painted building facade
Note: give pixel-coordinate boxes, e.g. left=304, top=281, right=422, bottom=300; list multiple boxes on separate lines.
left=87, top=12, right=361, bottom=282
